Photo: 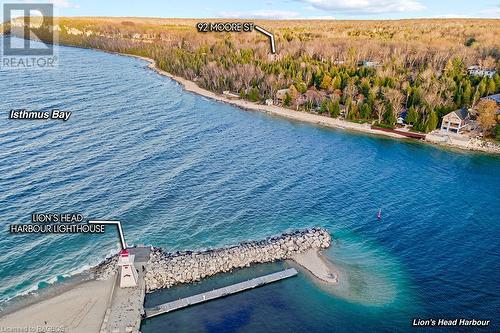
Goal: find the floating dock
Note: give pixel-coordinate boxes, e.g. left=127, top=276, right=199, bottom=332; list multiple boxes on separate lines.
left=145, top=268, right=298, bottom=319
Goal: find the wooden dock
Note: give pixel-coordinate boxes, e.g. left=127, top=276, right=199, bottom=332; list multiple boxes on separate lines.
left=145, top=268, right=298, bottom=318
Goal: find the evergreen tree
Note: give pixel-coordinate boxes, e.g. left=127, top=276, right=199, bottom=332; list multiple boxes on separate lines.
left=477, top=79, right=487, bottom=97
left=462, top=82, right=472, bottom=106
left=487, top=79, right=496, bottom=95
left=360, top=103, right=371, bottom=119
left=406, top=106, right=419, bottom=125
left=320, top=75, right=332, bottom=90
left=283, top=92, right=292, bottom=107
left=329, top=100, right=340, bottom=117
left=331, top=75, right=342, bottom=90
left=360, top=78, right=371, bottom=97
left=383, top=102, right=396, bottom=127
left=247, top=87, right=260, bottom=102
left=296, top=81, right=308, bottom=94
left=494, top=74, right=500, bottom=93
left=320, top=99, right=328, bottom=114
left=425, top=111, right=438, bottom=132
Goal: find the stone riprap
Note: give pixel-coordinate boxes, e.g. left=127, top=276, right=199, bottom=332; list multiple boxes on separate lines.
left=144, top=228, right=331, bottom=292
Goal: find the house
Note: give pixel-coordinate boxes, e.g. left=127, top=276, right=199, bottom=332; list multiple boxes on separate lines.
left=481, top=93, right=500, bottom=116
left=275, top=88, right=290, bottom=102
left=222, top=91, right=240, bottom=100
left=360, top=60, right=381, bottom=68
left=397, top=110, right=407, bottom=125
left=467, top=66, right=496, bottom=78
left=66, top=27, right=83, bottom=35
left=440, top=108, right=470, bottom=134
left=265, top=99, right=273, bottom=106
left=339, top=104, right=348, bottom=118
left=482, top=93, right=500, bottom=106
left=304, top=89, right=321, bottom=105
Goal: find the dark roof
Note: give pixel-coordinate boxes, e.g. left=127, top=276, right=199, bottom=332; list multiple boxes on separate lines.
left=454, top=108, right=469, bottom=120
left=484, top=94, right=500, bottom=104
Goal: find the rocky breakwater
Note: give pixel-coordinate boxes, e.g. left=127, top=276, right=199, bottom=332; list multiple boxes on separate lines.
left=145, top=228, right=331, bottom=292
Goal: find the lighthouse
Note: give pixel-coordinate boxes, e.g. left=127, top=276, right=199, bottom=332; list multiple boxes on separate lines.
left=117, top=249, right=138, bottom=288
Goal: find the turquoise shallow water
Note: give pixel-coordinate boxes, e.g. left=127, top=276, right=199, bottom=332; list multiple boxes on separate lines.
left=0, top=37, right=499, bottom=332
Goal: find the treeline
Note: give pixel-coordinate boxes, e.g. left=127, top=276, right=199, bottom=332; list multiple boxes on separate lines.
left=9, top=17, right=500, bottom=135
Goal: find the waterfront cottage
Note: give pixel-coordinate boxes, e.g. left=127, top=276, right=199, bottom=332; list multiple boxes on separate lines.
left=360, top=60, right=381, bottom=68
left=276, top=88, right=290, bottom=102
left=304, top=89, right=322, bottom=107
left=397, top=110, right=407, bottom=125
left=482, top=93, right=500, bottom=110
left=440, top=108, right=470, bottom=134
left=467, top=66, right=496, bottom=78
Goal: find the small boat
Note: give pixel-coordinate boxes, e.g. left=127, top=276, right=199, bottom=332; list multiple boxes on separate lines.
left=377, top=208, right=382, bottom=220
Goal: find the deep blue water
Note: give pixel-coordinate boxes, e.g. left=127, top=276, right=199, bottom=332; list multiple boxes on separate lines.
left=0, top=37, right=499, bottom=332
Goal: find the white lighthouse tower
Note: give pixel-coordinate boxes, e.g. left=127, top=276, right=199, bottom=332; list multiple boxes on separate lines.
left=117, top=249, right=138, bottom=288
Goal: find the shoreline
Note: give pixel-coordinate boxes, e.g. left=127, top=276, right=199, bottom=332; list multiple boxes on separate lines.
left=0, top=228, right=337, bottom=330
left=113, top=51, right=500, bottom=155
left=3, top=34, right=497, bottom=155
left=125, top=53, right=407, bottom=140
left=291, top=249, right=339, bottom=285
left=0, top=278, right=115, bottom=332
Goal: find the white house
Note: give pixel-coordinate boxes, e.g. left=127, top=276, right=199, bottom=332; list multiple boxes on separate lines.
left=361, top=60, right=381, bottom=68
left=397, top=110, right=407, bottom=125
left=467, top=66, right=496, bottom=78
left=440, top=108, right=470, bottom=134
left=275, top=88, right=290, bottom=102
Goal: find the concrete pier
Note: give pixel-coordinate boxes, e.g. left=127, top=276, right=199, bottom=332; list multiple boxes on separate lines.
left=100, top=246, right=150, bottom=333
left=144, top=268, right=298, bottom=319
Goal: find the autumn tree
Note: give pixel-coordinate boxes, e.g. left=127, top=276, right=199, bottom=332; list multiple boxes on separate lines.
left=320, top=74, right=332, bottom=90
left=384, top=88, right=405, bottom=120
left=476, top=99, right=498, bottom=135
left=343, top=78, right=358, bottom=103
left=374, top=100, right=385, bottom=124
left=289, top=84, right=299, bottom=102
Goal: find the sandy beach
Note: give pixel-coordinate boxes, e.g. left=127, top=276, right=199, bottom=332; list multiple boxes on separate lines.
left=121, top=53, right=408, bottom=140
left=80, top=50, right=495, bottom=155
left=0, top=231, right=334, bottom=331
left=0, top=277, right=115, bottom=333
left=291, top=250, right=339, bottom=284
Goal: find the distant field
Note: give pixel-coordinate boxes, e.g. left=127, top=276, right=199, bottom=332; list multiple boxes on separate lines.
left=3, top=17, right=499, bottom=66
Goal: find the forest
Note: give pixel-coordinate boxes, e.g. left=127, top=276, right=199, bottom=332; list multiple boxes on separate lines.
left=3, top=17, right=500, bottom=137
